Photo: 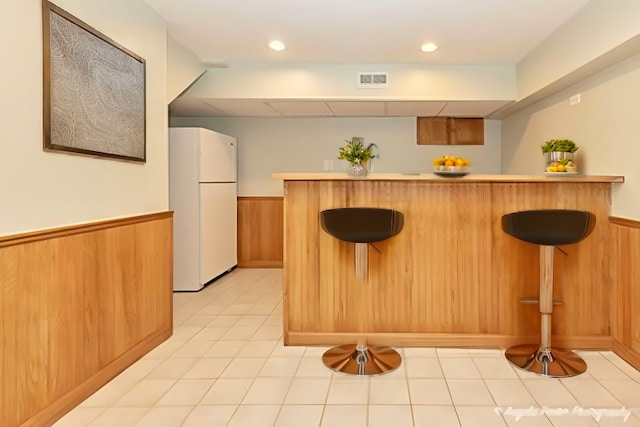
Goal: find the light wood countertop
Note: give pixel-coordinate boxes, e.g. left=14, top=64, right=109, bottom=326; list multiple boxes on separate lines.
left=272, top=172, right=624, bottom=183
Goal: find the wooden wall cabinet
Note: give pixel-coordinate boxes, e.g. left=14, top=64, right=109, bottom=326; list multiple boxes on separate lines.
left=417, top=117, right=484, bottom=145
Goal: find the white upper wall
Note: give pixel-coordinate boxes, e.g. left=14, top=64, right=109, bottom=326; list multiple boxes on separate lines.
left=502, top=53, right=640, bottom=220
left=188, top=63, right=517, bottom=101
left=167, top=35, right=206, bottom=103
left=517, top=0, right=640, bottom=99
left=170, top=117, right=502, bottom=196
left=503, top=0, right=640, bottom=221
left=0, top=0, right=168, bottom=236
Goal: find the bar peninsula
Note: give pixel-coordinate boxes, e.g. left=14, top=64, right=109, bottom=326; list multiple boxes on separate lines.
left=272, top=173, right=624, bottom=349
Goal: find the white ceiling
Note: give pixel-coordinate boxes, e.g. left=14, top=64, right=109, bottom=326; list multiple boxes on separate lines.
left=143, top=0, right=590, bottom=117
left=144, top=0, right=588, bottom=65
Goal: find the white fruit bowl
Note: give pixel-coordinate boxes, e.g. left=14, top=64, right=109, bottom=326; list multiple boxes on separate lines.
left=434, top=165, right=469, bottom=173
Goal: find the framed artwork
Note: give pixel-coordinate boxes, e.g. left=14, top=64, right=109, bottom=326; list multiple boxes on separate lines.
left=42, top=1, right=146, bottom=162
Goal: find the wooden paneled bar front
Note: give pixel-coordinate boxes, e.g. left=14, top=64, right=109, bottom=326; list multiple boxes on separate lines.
left=272, top=173, right=624, bottom=349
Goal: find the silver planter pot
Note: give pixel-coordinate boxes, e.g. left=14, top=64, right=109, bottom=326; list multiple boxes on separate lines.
left=347, top=163, right=368, bottom=177
left=545, top=152, right=574, bottom=162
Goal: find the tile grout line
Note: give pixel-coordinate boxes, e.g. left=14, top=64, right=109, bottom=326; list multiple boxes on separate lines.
left=437, top=351, right=465, bottom=427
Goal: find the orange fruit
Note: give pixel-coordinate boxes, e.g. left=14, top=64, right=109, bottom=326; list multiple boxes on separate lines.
left=455, top=158, right=465, bottom=167
left=444, top=160, right=454, bottom=166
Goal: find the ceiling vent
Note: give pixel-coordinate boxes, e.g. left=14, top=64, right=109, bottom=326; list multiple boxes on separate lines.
left=357, top=72, right=388, bottom=88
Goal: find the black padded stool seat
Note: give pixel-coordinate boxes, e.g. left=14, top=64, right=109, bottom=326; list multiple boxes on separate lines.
left=319, top=207, right=404, bottom=376
left=502, top=209, right=595, bottom=378
left=502, top=209, right=593, bottom=246
left=320, top=207, right=404, bottom=243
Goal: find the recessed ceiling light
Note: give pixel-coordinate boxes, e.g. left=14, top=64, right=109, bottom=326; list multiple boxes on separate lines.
left=269, top=40, right=286, bottom=51
left=420, top=42, right=438, bottom=53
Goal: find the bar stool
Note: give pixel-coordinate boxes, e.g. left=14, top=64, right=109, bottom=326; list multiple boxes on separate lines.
left=502, top=209, right=595, bottom=377
left=320, top=207, right=404, bottom=375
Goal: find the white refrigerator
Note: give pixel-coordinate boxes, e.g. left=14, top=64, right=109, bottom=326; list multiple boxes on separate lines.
left=169, top=127, right=238, bottom=291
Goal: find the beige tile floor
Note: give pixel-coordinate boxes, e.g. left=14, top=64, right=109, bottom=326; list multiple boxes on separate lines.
left=55, top=269, right=640, bottom=427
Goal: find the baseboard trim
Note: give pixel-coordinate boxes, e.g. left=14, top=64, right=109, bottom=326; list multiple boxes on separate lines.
left=612, top=339, right=640, bottom=371
left=285, top=332, right=612, bottom=350
left=22, top=327, right=172, bottom=427
left=237, top=261, right=283, bottom=268
left=237, top=196, right=283, bottom=201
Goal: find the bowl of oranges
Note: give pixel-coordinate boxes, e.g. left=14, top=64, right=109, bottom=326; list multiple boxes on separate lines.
left=546, top=159, right=578, bottom=174
left=432, top=155, right=470, bottom=176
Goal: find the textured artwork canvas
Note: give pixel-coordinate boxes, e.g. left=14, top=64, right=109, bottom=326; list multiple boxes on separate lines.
left=43, top=1, right=146, bottom=162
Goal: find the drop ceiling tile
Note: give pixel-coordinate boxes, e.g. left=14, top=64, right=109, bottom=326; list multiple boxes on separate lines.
left=385, top=101, right=446, bottom=117
left=267, top=101, right=333, bottom=117
left=326, top=101, right=386, bottom=116
left=169, top=98, right=224, bottom=117
left=204, top=99, right=281, bottom=117
left=439, top=100, right=511, bottom=117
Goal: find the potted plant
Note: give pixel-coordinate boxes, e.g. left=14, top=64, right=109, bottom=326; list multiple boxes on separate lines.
left=338, top=137, right=377, bottom=176
left=541, top=138, right=579, bottom=157
left=541, top=139, right=579, bottom=172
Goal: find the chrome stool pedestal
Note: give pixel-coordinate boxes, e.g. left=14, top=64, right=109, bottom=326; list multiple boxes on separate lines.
left=322, top=339, right=402, bottom=376
left=502, top=209, right=594, bottom=378
left=504, top=244, right=587, bottom=377
left=319, top=207, right=404, bottom=376
left=505, top=345, right=587, bottom=377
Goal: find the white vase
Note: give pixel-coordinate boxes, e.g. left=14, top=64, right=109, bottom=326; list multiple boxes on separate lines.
left=347, top=163, right=368, bottom=177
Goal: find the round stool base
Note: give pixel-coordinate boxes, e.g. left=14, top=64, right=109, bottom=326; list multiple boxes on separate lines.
left=505, top=344, right=587, bottom=378
left=322, top=344, right=401, bottom=376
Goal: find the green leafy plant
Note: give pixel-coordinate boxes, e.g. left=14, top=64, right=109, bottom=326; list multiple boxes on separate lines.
left=338, top=137, right=376, bottom=165
left=541, top=139, right=579, bottom=154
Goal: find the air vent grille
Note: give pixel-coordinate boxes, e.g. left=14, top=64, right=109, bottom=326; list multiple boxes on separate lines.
left=357, top=72, right=388, bottom=88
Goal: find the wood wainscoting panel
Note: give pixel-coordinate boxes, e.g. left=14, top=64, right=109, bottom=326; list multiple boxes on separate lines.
left=98, top=224, right=137, bottom=365
left=135, top=219, right=173, bottom=346
left=2, top=235, right=101, bottom=426
left=0, top=248, right=3, bottom=427
left=0, top=212, right=172, bottom=427
left=610, top=217, right=640, bottom=369
left=98, top=218, right=173, bottom=365
left=237, top=197, right=283, bottom=268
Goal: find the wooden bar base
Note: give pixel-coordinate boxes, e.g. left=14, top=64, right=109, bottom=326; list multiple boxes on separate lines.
left=276, top=175, right=622, bottom=352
